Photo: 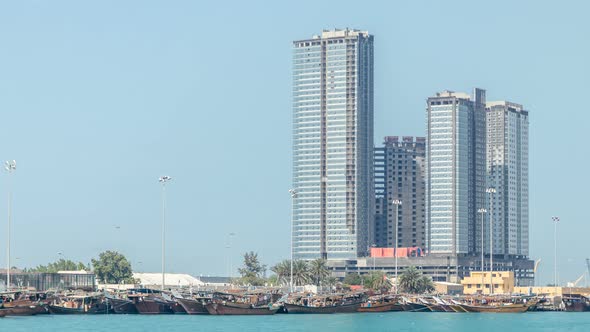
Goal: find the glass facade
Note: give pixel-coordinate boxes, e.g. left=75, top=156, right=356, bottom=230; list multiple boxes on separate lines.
left=292, top=29, right=374, bottom=260
left=426, top=90, right=486, bottom=255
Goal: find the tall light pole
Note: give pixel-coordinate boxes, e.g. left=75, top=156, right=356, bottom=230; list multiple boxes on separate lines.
left=478, top=208, right=487, bottom=292
left=228, top=232, right=235, bottom=283
left=552, top=216, right=559, bottom=286
left=158, top=175, right=172, bottom=292
left=288, top=189, right=297, bottom=293
left=486, top=187, right=496, bottom=294
left=4, top=160, right=16, bottom=291
left=392, top=199, right=402, bottom=293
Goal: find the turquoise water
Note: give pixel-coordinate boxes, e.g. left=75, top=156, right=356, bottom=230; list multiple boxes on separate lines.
left=2, top=313, right=590, bottom=332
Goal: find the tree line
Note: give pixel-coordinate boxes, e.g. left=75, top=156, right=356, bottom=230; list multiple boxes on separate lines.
left=235, top=251, right=435, bottom=294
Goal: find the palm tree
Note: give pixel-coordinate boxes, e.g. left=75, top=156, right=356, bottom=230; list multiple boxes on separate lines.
left=398, top=266, right=422, bottom=293
left=292, top=260, right=311, bottom=286
left=417, top=275, right=435, bottom=294
left=308, top=258, right=330, bottom=286
left=365, top=271, right=392, bottom=291
left=270, top=260, right=291, bottom=286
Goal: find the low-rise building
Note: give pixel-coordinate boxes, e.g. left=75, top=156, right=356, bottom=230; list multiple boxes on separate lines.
left=461, top=271, right=514, bottom=294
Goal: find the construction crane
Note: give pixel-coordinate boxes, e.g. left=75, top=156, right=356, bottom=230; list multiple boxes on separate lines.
left=533, top=259, right=542, bottom=286
left=567, top=274, right=585, bottom=287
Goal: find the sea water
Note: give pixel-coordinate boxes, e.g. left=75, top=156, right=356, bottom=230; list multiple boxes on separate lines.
left=1, top=312, right=589, bottom=332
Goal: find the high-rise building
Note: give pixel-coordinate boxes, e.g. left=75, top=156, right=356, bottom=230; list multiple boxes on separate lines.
left=486, top=101, right=529, bottom=257
left=292, top=29, right=374, bottom=260
left=425, top=89, right=487, bottom=256
left=374, top=136, right=426, bottom=249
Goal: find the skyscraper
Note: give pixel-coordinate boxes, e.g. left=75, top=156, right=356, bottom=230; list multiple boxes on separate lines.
left=374, top=136, right=426, bottom=249
left=425, top=89, right=487, bottom=256
left=486, top=101, right=529, bottom=257
left=292, top=29, right=374, bottom=260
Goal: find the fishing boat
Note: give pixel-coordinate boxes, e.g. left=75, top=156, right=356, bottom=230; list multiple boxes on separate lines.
left=175, top=297, right=210, bottom=315
left=48, top=294, right=112, bottom=314
left=458, top=302, right=530, bottom=313
left=285, top=293, right=365, bottom=314
left=126, top=288, right=174, bottom=314
left=0, top=305, right=41, bottom=316
left=400, top=297, right=430, bottom=312
left=563, top=294, right=590, bottom=312
left=205, top=302, right=279, bottom=315
left=105, top=294, right=138, bottom=314
left=204, top=290, right=280, bottom=315
left=357, top=295, right=403, bottom=312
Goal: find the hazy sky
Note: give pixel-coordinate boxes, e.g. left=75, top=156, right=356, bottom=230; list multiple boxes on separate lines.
left=0, top=0, right=588, bottom=285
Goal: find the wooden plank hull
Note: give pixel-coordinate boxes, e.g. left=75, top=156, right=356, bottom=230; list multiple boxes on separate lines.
left=205, top=303, right=278, bottom=315
left=358, top=303, right=402, bottom=312
left=108, top=298, right=138, bottom=314
left=134, top=299, right=174, bottom=315
left=48, top=304, right=111, bottom=315
left=459, top=304, right=529, bottom=313
left=284, top=302, right=361, bottom=314
left=2, top=306, right=41, bottom=316
left=176, top=298, right=209, bottom=315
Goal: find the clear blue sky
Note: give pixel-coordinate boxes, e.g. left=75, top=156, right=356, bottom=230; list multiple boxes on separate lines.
left=0, top=0, right=588, bottom=285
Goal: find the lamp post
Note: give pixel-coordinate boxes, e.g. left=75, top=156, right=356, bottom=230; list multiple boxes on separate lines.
left=552, top=216, right=559, bottom=286
left=228, top=232, right=235, bottom=282
left=158, top=176, right=172, bottom=292
left=478, top=208, right=487, bottom=292
left=392, top=199, right=402, bottom=293
left=288, top=189, right=297, bottom=293
left=4, top=160, right=16, bottom=291
left=486, top=187, right=496, bottom=294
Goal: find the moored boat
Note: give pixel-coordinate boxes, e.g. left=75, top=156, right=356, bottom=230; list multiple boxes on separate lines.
left=357, top=295, right=403, bottom=313
left=176, top=297, right=209, bottom=315
left=458, top=303, right=530, bottom=313
left=106, top=296, right=138, bottom=314
left=0, top=305, right=40, bottom=316
left=48, top=294, right=112, bottom=314
left=205, top=302, right=278, bottom=315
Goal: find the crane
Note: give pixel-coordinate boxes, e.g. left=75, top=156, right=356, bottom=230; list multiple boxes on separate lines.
left=533, top=259, right=541, bottom=286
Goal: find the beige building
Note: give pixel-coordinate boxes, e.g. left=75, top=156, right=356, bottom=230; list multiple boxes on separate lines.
left=461, top=271, right=515, bottom=295
left=513, top=286, right=590, bottom=298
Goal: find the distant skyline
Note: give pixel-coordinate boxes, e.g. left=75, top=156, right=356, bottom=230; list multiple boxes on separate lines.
left=0, top=0, right=588, bottom=286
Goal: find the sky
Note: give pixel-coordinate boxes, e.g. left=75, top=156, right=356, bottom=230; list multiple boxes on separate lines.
left=0, top=0, right=588, bottom=285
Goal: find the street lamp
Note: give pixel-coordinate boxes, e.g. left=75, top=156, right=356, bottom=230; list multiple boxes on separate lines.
left=288, top=189, right=297, bottom=293
left=158, top=175, right=172, bottom=292
left=227, top=232, right=236, bottom=282
left=392, top=199, right=402, bottom=293
left=4, top=160, right=16, bottom=291
left=486, top=187, right=496, bottom=294
left=478, top=208, right=487, bottom=292
left=552, top=216, right=560, bottom=286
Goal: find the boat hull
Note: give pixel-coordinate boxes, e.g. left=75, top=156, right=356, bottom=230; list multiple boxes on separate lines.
left=459, top=304, right=529, bottom=313
left=48, top=304, right=111, bottom=315
left=0, top=306, right=40, bottom=316
left=134, top=299, right=174, bottom=314
left=176, top=298, right=209, bottom=315
left=401, top=303, right=431, bottom=312
left=284, top=302, right=361, bottom=314
left=108, top=298, right=138, bottom=314
left=205, top=303, right=278, bottom=315
left=358, top=303, right=402, bottom=312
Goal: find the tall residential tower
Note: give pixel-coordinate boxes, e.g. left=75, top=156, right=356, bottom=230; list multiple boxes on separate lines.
left=374, top=136, right=426, bottom=249
left=486, top=101, right=529, bottom=257
left=292, top=29, right=374, bottom=260
left=425, top=89, right=487, bottom=256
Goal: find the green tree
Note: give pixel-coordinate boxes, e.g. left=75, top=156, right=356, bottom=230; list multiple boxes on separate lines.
left=270, top=260, right=290, bottom=286
left=398, top=266, right=433, bottom=294
left=28, top=259, right=87, bottom=273
left=365, top=271, right=392, bottom=291
left=343, top=273, right=363, bottom=286
left=417, top=275, right=435, bottom=293
left=309, top=258, right=330, bottom=286
left=237, top=251, right=267, bottom=286
left=292, top=260, right=311, bottom=286
left=91, top=251, right=135, bottom=284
